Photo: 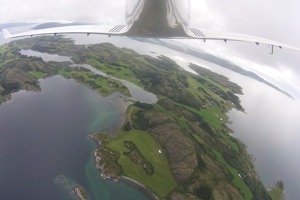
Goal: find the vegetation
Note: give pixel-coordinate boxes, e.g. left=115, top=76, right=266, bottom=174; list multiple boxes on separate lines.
left=0, top=42, right=130, bottom=101
left=103, top=130, right=176, bottom=198
left=28, top=71, right=46, bottom=79
left=58, top=67, right=130, bottom=96
left=54, top=175, right=88, bottom=200
left=74, top=186, right=88, bottom=200
left=268, top=180, right=286, bottom=200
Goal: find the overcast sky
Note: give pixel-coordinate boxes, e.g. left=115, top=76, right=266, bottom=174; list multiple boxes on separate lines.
left=1, top=0, right=299, bottom=96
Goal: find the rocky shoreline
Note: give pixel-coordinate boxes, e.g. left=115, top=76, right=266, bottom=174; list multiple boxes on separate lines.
left=120, top=176, right=159, bottom=200
left=55, top=175, right=88, bottom=200
left=90, top=133, right=159, bottom=200
left=267, top=180, right=287, bottom=200
left=72, top=186, right=89, bottom=200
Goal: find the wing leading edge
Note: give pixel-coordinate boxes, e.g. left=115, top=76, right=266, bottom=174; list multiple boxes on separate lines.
left=2, top=0, right=299, bottom=52
left=2, top=24, right=130, bottom=39
left=3, top=24, right=300, bottom=52
left=2, top=0, right=300, bottom=52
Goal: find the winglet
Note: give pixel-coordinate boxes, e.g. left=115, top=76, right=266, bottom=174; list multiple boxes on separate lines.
left=2, top=29, right=13, bottom=39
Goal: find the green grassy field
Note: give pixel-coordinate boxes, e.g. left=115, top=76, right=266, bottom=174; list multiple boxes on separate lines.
left=212, top=150, right=253, bottom=200
left=85, top=59, right=144, bottom=87
left=193, top=133, right=253, bottom=199
left=173, top=101, right=225, bottom=130
left=58, top=68, right=130, bottom=96
left=106, top=130, right=177, bottom=198
left=222, top=134, right=239, bottom=152
left=268, top=189, right=283, bottom=200
left=0, top=45, right=19, bottom=67
left=29, top=71, right=46, bottom=79
left=199, top=106, right=227, bottom=130
left=268, top=181, right=285, bottom=200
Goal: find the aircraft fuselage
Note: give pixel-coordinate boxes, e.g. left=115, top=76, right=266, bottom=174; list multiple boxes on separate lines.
left=125, top=0, right=191, bottom=37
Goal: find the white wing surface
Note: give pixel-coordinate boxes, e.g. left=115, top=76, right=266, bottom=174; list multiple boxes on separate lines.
left=185, top=27, right=300, bottom=51
left=2, top=23, right=299, bottom=52
left=2, top=24, right=130, bottom=39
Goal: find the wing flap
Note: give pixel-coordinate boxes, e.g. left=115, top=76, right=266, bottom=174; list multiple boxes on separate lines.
left=185, top=27, right=300, bottom=51
left=2, top=24, right=129, bottom=39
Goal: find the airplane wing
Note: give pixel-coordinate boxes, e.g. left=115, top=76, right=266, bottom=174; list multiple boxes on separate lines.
left=2, top=24, right=299, bottom=52
left=185, top=27, right=300, bottom=52
left=2, top=24, right=130, bottom=39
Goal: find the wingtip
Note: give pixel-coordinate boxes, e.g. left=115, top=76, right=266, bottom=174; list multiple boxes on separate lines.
left=2, top=29, right=13, bottom=39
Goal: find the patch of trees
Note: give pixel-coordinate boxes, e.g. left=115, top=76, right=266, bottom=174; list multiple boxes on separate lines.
left=135, top=70, right=202, bottom=110
left=123, top=141, right=154, bottom=175
left=123, top=121, right=132, bottom=131
left=243, top=177, right=272, bottom=200
left=190, top=64, right=243, bottom=94
left=200, top=122, right=216, bottom=137
left=176, top=72, right=189, bottom=88
left=194, top=185, right=212, bottom=200
left=132, top=110, right=150, bottom=131
left=144, top=55, right=178, bottom=71
left=134, top=101, right=153, bottom=110
left=96, top=148, right=124, bottom=178
left=197, top=154, right=206, bottom=171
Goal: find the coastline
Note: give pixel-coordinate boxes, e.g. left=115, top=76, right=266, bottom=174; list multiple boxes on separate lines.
left=267, top=180, right=287, bottom=200
left=2, top=36, right=276, bottom=199
left=120, top=176, right=159, bottom=200
left=89, top=133, right=160, bottom=200
left=72, top=186, right=88, bottom=200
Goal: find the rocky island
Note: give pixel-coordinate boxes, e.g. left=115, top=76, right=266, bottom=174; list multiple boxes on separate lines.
left=55, top=175, right=89, bottom=200
left=0, top=36, right=282, bottom=199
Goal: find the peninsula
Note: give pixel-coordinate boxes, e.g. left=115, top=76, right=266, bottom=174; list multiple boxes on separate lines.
left=0, top=36, right=281, bottom=200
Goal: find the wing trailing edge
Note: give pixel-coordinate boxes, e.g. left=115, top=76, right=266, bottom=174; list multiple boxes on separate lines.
left=2, top=24, right=300, bottom=52
left=184, top=27, right=300, bottom=52
left=2, top=24, right=130, bottom=39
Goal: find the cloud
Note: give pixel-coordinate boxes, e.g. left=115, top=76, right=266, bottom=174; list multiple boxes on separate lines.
left=189, top=0, right=225, bottom=29
left=0, top=0, right=125, bottom=24
left=188, top=0, right=300, bottom=92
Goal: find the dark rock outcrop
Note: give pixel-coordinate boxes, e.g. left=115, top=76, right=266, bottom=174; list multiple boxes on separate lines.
left=0, top=68, right=39, bottom=93
left=150, top=123, right=198, bottom=182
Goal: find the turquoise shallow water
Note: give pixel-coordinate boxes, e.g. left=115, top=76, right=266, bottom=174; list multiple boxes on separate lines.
left=0, top=75, right=150, bottom=200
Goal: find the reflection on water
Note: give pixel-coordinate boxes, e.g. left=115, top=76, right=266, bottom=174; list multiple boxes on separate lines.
left=20, top=49, right=72, bottom=62
left=72, top=63, right=157, bottom=104
left=228, top=77, right=300, bottom=199
left=20, top=49, right=158, bottom=104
